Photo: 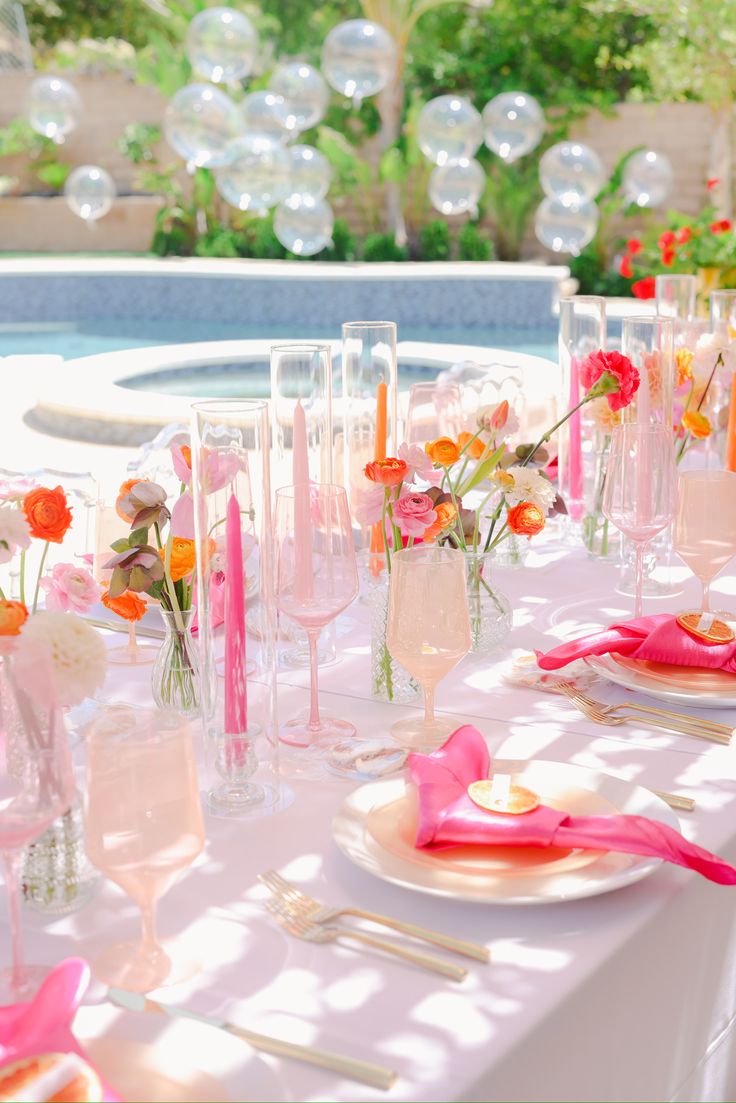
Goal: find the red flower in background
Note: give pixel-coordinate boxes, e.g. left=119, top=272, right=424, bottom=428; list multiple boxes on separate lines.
left=676, top=226, right=693, bottom=244
left=626, top=238, right=642, bottom=254
left=661, top=247, right=676, bottom=266
left=619, top=254, right=633, bottom=279
left=707, top=178, right=720, bottom=190
left=710, top=219, right=732, bottom=234
left=632, top=276, right=656, bottom=300
left=658, top=230, right=676, bottom=249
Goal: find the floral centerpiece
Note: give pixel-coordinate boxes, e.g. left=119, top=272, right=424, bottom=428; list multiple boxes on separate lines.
left=363, top=350, right=641, bottom=679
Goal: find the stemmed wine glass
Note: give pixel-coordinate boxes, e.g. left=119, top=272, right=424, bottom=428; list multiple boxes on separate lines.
left=673, top=470, right=736, bottom=612
left=84, top=706, right=205, bottom=992
left=602, top=424, right=677, bottom=617
left=387, top=545, right=471, bottom=750
left=0, top=657, right=74, bottom=1002
left=274, top=484, right=359, bottom=748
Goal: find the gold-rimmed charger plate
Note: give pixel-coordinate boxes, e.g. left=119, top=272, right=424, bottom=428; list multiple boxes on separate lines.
left=586, top=654, right=736, bottom=709
left=332, top=760, right=677, bottom=905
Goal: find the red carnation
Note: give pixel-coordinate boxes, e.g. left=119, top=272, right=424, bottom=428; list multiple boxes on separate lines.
left=676, top=226, right=692, bottom=244
left=619, top=254, right=633, bottom=279
left=579, top=349, right=641, bottom=413
left=661, top=246, right=676, bottom=266
left=719, top=219, right=732, bottom=232
left=626, top=238, right=642, bottom=255
left=658, top=230, right=676, bottom=249
left=632, top=276, right=656, bottom=300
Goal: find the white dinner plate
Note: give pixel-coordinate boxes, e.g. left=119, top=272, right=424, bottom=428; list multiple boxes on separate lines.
left=74, top=1003, right=285, bottom=1103
left=332, top=760, right=678, bottom=905
left=586, top=653, right=736, bottom=709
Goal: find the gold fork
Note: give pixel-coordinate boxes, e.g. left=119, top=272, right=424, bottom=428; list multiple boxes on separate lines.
left=258, top=870, right=489, bottom=962
left=266, top=898, right=468, bottom=981
left=557, top=681, right=732, bottom=744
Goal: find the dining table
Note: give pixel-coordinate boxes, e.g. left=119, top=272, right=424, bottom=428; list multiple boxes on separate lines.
left=9, top=533, right=736, bottom=1103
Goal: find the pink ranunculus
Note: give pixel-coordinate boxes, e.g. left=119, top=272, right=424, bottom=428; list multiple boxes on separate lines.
left=40, top=563, right=99, bottom=614
left=579, top=349, right=641, bottom=412
left=392, top=493, right=437, bottom=538
left=397, top=442, right=438, bottom=485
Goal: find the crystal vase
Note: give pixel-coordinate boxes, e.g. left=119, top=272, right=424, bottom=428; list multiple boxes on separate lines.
left=465, top=551, right=512, bottom=653
left=581, top=428, right=622, bottom=561
left=369, top=584, right=419, bottom=704
left=151, top=609, right=200, bottom=718
left=22, top=791, right=98, bottom=916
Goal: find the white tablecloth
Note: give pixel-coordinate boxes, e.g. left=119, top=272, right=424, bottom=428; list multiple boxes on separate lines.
left=10, top=540, right=736, bottom=1103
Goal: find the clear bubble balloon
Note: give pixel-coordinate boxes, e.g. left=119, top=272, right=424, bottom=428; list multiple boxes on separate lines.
left=215, top=136, right=291, bottom=213
left=26, top=76, right=81, bottom=142
left=482, top=91, right=544, bottom=163
left=64, top=165, right=116, bottom=222
left=540, top=142, right=605, bottom=207
left=239, top=90, right=295, bottom=145
left=287, top=144, right=332, bottom=203
left=417, top=95, right=483, bottom=166
left=622, top=150, right=674, bottom=208
left=321, top=19, right=396, bottom=103
left=164, top=83, right=240, bottom=168
left=428, top=158, right=485, bottom=216
left=274, top=195, right=334, bottom=256
left=534, top=196, right=599, bottom=255
left=186, top=6, right=258, bottom=84
left=269, top=63, right=330, bottom=132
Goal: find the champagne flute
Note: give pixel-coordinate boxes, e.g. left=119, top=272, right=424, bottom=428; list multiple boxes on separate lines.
left=602, top=424, right=677, bottom=617
left=673, top=470, right=736, bottom=612
left=84, top=706, right=205, bottom=992
left=387, top=545, right=471, bottom=750
left=274, top=485, right=359, bottom=747
left=0, top=658, right=74, bottom=1002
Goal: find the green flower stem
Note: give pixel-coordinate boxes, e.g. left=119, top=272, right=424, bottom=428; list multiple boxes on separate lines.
left=445, top=483, right=467, bottom=550
left=487, top=518, right=510, bottom=551
left=155, top=522, right=185, bottom=631
left=483, top=498, right=506, bottom=552
left=31, top=541, right=50, bottom=614
left=520, top=393, right=591, bottom=470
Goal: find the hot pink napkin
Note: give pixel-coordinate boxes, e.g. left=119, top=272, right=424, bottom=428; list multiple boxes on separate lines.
left=408, top=726, right=736, bottom=885
left=536, top=614, right=736, bottom=673
left=0, top=959, right=121, bottom=1101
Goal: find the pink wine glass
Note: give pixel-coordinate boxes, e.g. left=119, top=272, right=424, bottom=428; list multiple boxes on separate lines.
left=673, top=470, right=736, bottom=612
left=603, top=424, right=677, bottom=617
left=274, top=484, right=358, bottom=748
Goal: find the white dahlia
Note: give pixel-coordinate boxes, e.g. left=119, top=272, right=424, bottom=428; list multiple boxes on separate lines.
left=504, top=466, right=558, bottom=513
left=15, top=612, right=107, bottom=707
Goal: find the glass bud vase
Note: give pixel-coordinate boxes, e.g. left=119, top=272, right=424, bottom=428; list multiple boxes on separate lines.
left=151, top=609, right=200, bottom=718
left=369, top=584, right=420, bottom=704
left=465, top=552, right=512, bottom=653
left=581, top=428, right=622, bottom=562
left=22, top=790, right=98, bottom=916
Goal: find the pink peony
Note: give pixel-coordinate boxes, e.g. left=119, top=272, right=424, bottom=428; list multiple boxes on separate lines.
left=579, top=349, right=641, bottom=412
left=40, top=563, right=99, bottom=614
left=392, top=493, right=438, bottom=538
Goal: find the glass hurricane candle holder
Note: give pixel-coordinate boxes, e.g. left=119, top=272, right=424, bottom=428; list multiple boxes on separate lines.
left=403, top=380, right=464, bottom=445
left=621, top=315, right=674, bottom=428
left=192, top=399, right=284, bottom=819
left=655, top=274, right=696, bottom=321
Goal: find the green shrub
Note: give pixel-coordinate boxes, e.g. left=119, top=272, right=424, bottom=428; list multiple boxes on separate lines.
left=361, top=233, right=409, bottom=262
left=569, top=248, right=632, bottom=296
left=458, top=222, right=493, bottom=261
left=321, top=218, right=357, bottom=262
left=193, top=226, right=244, bottom=259
left=251, top=216, right=288, bottom=260
left=419, top=219, right=451, bottom=261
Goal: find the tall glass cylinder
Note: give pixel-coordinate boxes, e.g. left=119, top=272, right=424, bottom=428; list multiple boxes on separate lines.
left=558, top=296, right=606, bottom=527
left=403, top=381, right=464, bottom=445
left=191, top=400, right=283, bottom=818
left=621, top=316, right=674, bottom=427
left=711, top=290, right=736, bottom=471
left=271, top=343, right=336, bottom=668
left=655, top=274, right=696, bottom=320
left=340, top=321, right=398, bottom=550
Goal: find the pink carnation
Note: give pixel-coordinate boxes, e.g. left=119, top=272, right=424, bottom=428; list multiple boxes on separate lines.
left=40, top=563, right=99, bottom=614
left=579, top=349, right=641, bottom=412
left=392, top=493, right=437, bottom=538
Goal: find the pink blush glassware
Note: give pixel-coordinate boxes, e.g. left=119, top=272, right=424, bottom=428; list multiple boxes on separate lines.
left=673, top=470, right=736, bottom=612
left=602, top=424, right=677, bottom=617
left=274, top=484, right=359, bottom=748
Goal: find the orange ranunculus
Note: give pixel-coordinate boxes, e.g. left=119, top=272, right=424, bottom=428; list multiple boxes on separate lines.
left=101, top=588, right=147, bottom=622
left=116, top=477, right=149, bottom=522
left=682, top=409, right=711, bottom=440
left=364, top=458, right=409, bottom=487
left=425, top=437, right=461, bottom=466
left=457, top=431, right=486, bottom=460
left=0, top=599, right=28, bottom=636
left=423, top=501, right=457, bottom=543
left=675, top=348, right=694, bottom=388
left=161, top=537, right=197, bottom=582
left=507, top=501, right=545, bottom=537
left=22, top=486, right=72, bottom=543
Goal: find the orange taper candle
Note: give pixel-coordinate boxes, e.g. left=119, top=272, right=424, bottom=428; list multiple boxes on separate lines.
left=726, top=373, right=736, bottom=472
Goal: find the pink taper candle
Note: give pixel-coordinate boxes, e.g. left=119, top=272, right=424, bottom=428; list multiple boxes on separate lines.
left=293, top=400, right=313, bottom=601
left=224, top=491, right=247, bottom=734
left=568, top=356, right=583, bottom=520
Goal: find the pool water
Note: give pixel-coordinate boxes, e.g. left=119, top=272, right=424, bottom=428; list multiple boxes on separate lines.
left=0, top=319, right=557, bottom=361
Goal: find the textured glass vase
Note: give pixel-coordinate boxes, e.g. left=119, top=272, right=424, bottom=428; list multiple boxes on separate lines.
left=22, top=791, right=98, bottom=916
left=369, top=584, right=419, bottom=704
left=465, top=552, right=512, bottom=653
left=151, top=609, right=200, bottom=718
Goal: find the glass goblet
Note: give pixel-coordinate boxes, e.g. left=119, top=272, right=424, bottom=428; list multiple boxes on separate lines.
left=84, top=706, right=205, bottom=993
left=602, top=424, right=677, bottom=617
left=274, top=484, right=359, bottom=748
left=387, top=545, right=471, bottom=751
left=673, top=470, right=736, bottom=612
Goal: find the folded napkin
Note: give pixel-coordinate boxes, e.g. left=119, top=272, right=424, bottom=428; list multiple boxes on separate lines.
left=408, top=726, right=736, bottom=885
left=536, top=614, right=736, bottom=674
